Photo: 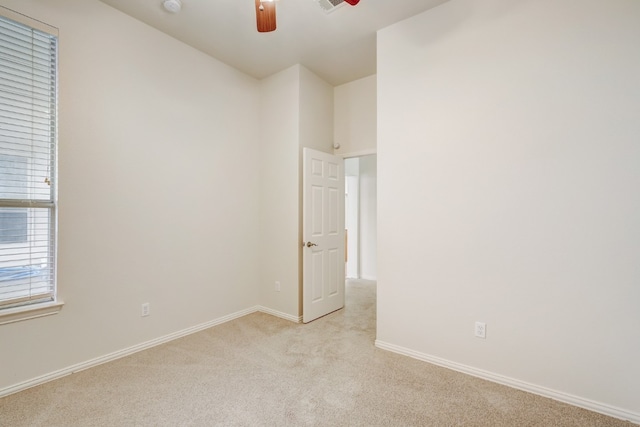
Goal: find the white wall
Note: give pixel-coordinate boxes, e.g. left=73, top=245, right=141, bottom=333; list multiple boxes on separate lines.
left=377, top=0, right=640, bottom=421
left=0, top=0, right=261, bottom=392
left=298, top=66, right=335, bottom=314
left=299, top=66, right=334, bottom=155
left=0, top=0, right=337, bottom=397
left=258, top=64, right=334, bottom=319
left=258, top=65, right=301, bottom=319
left=359, top=155, right=377, bottom=280
left=335, top=74, right=377, bottom=281
left=345, top=174, right=359, bottom=279
left=334, top=75, right=376, bottom=157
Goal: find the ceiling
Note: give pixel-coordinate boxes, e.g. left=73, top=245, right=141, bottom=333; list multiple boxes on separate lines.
left=97, top=0, right=448, bottom=86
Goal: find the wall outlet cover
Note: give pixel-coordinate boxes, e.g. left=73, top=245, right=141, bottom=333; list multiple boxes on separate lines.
left=475, top=321, right=486, bottom=339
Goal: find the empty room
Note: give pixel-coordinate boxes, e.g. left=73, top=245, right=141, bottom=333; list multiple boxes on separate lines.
left=0, top=0, right=638, bottom=425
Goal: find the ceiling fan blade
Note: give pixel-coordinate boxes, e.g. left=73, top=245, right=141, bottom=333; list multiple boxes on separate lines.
left=344, top=0, right=360, bottom=5
left=255, top=0, right=277, bottom=33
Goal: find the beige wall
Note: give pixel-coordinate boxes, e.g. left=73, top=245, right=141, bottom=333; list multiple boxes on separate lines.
left=0, top=1, right=339, bottom=392
left=334, top=75, right=376, bottom=157
left=0, top=0, right=261, bottom=391
left=258, top=65, right=301, bottom=319
left=377, top=0, right=640, bottom=420
left=298, top=66, right=336, bottom=314
left=258, top=64, right=335, bottom=319
left=299, top=66, right=334, bottom=155
left=11, top=1, right=637, bottom=421
left=358, top=155, right=377, bottom=280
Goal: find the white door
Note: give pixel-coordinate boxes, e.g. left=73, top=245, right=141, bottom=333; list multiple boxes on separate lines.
left=303, top=148, right=345, bottom=323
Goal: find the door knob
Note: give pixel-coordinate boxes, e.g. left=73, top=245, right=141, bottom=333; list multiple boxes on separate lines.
left=306, top=242, right=318, bottom=248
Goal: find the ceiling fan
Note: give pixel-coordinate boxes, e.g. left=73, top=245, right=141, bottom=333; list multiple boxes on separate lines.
left=255, top=0, right=361, bottom=33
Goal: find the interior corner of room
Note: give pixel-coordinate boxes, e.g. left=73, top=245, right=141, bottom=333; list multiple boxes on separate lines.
left=0, top=0, right=638, bottom=425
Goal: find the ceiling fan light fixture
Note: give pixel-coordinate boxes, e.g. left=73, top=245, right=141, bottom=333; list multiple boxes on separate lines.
left=163, top=0, right=182, bottom=14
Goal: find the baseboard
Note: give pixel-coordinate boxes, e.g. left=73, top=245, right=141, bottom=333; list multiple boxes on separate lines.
left=374, top=340, right=640, bottom=425
left=257, top=305, right=302, bottom=323
left=0, top=306, right=259, bottom=398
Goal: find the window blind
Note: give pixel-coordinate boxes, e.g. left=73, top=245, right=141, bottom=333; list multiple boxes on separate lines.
left=0, top=10, right=57, bottom=310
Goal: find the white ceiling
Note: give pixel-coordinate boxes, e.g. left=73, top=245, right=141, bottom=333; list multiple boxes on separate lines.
left=97, top=0, right=448, bottom=86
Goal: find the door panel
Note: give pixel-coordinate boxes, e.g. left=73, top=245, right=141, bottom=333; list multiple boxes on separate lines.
left=303, top=148, right=345, bottom=323
left=312, top=185, right=323, bottom=235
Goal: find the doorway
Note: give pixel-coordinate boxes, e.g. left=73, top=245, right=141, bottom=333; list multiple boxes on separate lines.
left=344, top=155, right=377, bottom=281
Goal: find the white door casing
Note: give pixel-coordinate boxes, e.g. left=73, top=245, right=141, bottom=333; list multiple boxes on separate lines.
left=302, top=148, right=345, bottom=323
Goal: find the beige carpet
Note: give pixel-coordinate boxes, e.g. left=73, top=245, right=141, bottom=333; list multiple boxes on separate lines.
left=0, top=279, right=635, bottom=426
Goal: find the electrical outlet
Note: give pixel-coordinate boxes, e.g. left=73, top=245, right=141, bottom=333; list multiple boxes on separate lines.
left=475, top=321, right=486, bottom=339
left=275, top=281, right=281, bottom=292
left=141, top=303, right=150, bottom=317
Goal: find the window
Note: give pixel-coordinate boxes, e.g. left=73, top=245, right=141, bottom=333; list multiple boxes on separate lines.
left=0, top=8, right=58, bottom=315
left=0, top=154, right=28, bottom=244
left=0, top=209, right=28, bottom=244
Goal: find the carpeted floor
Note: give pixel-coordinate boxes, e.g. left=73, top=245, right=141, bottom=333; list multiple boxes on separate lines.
left=0, top=279, right=635, bottom=426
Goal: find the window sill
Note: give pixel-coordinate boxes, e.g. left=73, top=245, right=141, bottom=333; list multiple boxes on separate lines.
left=0, top=300, right=64, bottom=326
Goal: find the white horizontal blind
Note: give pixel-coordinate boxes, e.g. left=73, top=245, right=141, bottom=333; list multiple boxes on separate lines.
left=0, top=11, right=57, bottom=310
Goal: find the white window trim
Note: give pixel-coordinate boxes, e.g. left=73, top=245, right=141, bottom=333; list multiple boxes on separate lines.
left=0, top=299, right=63, bottom=325
left=0, top=6, right=60, bottom=320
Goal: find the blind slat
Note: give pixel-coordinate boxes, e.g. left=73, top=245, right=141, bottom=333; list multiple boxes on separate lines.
left=0, top=12, right=57, bottom=309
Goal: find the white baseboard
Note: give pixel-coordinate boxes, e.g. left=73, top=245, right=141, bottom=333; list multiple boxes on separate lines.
left=375, top=340, right=640, bottom=425
left=257, top=306, right=302, bottom=323
left=0, top=306, right=259, bottom=398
